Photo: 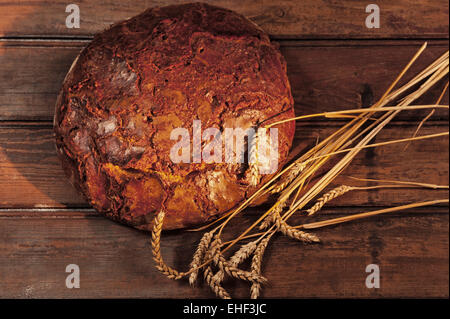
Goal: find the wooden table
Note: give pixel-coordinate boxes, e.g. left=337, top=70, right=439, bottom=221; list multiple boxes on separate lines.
left=0, top=1, right=448, bottom=298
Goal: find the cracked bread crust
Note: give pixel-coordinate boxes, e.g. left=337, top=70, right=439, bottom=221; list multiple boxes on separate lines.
left=54, top=3, right=295, bottom=230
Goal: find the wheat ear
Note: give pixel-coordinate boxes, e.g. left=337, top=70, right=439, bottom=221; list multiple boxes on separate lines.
left=216, top=251, right=267, bottom=284
left=212, top=241, right=258, bottom=283
left=151, top=210, right=185, bottom=280
left=306, top=185, right=352, bottom=216
left=274, top=213, right=320, bottom=243
left=251, top=236, right=271, bottom=299
left=189, top=230, right=214, bottom=286
left=205, top=236, right=265, bottom=297
left=229, top=241, right=258, bottom=265
left=248, top=130, right=260, bottom=186
left=203, top=236, right=231, bottom=299
left=211, top=235, right=267, bottom=284
left=259, top=201, right=286, bottom=230
left=271, top=162, right=305, bottom=194
left=204, top=264, right=231, bottom=299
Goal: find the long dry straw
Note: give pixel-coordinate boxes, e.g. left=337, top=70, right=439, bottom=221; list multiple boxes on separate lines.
left=217, top=44, right=448, bottom=256
left=299, top=199, right=449, bottom=230
left=265, top=105, right=449, bottom=128
left=151, top=43, right=449, bottom=298
left=404, top=81, right=449, bottom=151
left=282, top=49, right=449, bottom=221
left=218, top=179, right=449, bottom=245
left=190, top=114, right=437, bottom=232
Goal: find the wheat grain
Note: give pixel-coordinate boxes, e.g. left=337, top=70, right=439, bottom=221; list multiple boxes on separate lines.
left=306, top=185, right=352, bottom=216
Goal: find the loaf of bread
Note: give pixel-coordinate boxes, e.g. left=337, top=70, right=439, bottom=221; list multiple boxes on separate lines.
left=54, top=3, right=295, bottom=230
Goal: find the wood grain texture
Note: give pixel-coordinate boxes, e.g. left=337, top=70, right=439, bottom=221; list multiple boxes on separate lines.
left=0, top=40, right=448, bottom=121
left=0, top=122, right=447, bottom=209
left=0, top=209, right=447, bottom=298
left=0, top=0, right=448, bottom=39
left=0, top=0, right=448, bottom=299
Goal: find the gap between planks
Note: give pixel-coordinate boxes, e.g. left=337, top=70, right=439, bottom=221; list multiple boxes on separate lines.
left=0, top=120, right=448, bottom=127
left=0, top=37, right=449, bottom=48
left=0, top=206, right=447, bottom=219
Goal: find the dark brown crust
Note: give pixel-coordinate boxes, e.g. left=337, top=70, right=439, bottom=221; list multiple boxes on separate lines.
left=54, top=3, right=295, bottom=230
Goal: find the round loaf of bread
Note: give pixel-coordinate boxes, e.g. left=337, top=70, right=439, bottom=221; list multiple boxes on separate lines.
left=54, top=3, right=295, bottom=230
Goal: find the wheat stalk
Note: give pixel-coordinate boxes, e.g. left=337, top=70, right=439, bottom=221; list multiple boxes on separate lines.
left=283, top=53, right=448, bottom=224
left=150, top=44, right=449, bottom=299
left=404, top=81, right=449, bottom=151
left=189, top=129, right=448, bottom=233
left=299, top=199, right=449, bottom=230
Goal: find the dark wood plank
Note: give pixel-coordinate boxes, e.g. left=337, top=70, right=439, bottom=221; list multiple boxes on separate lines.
left=0, top=0, right=447, bottom=301
left=0, top=208, right=447, bottom=298
left=0, top=0, right=448, bottom=39
left=0, top=124, right=85, bottom=208
left=0, top=122, right=447, bottom=209
left=0, top=40, right=448, bottom=121
left=282, top=41, right=449, bottom=120
left=0, top=40, right=84, bottom=121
